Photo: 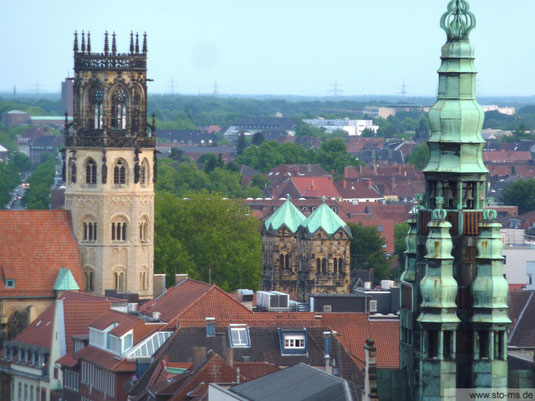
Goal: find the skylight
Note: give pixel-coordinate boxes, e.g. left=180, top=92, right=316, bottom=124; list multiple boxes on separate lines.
left=228, top=325, right=250, bottom=348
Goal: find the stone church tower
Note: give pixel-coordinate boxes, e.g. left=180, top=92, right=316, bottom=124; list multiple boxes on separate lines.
left=399, top=1, right=510, bottom=399
left=64, top=31, right=156, bottom=298
left=262, top=197, right=352, bottom=301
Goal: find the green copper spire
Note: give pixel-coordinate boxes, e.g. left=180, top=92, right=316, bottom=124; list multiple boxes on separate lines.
left=300, top=197, right=352, bottom=238
left=424, top=0, right=487, bottom=176
left=264, top=195, right=306, bottom=234
left=471, top=209, right=510, bottom=324
left=53, top=267, right=80, bottom=291
left=418, top=208, right=460, bottom=324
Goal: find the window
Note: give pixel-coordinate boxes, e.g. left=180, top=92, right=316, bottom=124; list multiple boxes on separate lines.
left=369, top=300, right=377, bottom=313
left=123, top=333, right=133, bottom=351
left=70, top=158, right=77, bottom=184
left=323, top=305, right=332, bottom=312
left=140, top=158, right=149, bottom=185
left=139, top=216, right=149, bottom=242
left=114, top=271, right=125, bottom=291
left=228, top=325, right=250, bottom=348
left=113, top=159, right=127, bottom=184
left=333, top=258, right=338, bottom=274
left=91, top=88, right=104, bottom=129
left=111, top=87, right=127, bottom=129
left=85, top=158, right=97, bottom=184
left=316, top=258, right=321, bottom=274
left=84, top=269, right=94, bottom=292
left=479, top=331, right=489, bottom=359
left=54, top=367, right=58, bottom=379
left=444, top=331, right=453, bottom=359
left=284, top=334, right=305, bottom=349
left=83, top=221, right=97, bottom=241
left=140, top=266, right=149, bottom=291
left=111, top=217, right=127, bottom=241
left=428, top=331, right=438, bottom=359
left=494, top=331, right=504, bottom=360
left=321, top=258, right=327, bottom=275
left=5, top=279, right=15, bottom=288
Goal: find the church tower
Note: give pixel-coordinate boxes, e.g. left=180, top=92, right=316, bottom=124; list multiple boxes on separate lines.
left=399, top=1, right=510, bottom=399
left=64, top=31, right=156, bottom=298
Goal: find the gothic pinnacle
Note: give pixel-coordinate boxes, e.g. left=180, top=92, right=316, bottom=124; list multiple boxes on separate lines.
left=112, top=32, right=117, bottom=54
left=73, top=31, right=79, bottom=53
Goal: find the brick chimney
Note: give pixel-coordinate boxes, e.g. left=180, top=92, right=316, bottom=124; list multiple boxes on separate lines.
left=193, top=347, right=207, bottom=369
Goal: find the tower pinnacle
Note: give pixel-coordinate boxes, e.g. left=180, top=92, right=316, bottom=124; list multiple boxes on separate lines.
left=441, top=0, right=476, bottom=40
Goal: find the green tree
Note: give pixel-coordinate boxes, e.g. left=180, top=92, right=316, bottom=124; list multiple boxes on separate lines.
left=315, top=139, right=360, bottom=179
left=394, top=222, right=410, bottom=268
left=251, top=132, right=265, bottom=146
left=361, top=128, right=376, bottom=138
left=22, top=156, right=56, bottom=209
left=236, top=133, right=247, bottom=156
left=250, top=174, right=270, bottom=191
left=154, top=192, right=262, bottom=291
left=169, top=148, right=185, bottom=162
left=348, top=223, right=391, bottom=282
left=501, top=178, right=535, bottom=214
left=408, top=143, right=430, bottom=170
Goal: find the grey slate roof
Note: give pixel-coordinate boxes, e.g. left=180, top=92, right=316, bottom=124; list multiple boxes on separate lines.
left=229, top=362, right=354, bottom=401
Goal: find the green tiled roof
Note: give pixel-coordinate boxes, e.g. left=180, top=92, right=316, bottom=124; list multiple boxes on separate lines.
left=264, top=196, right=306, bottom=234
left=53, top=267, right=80, bottom=291
left=300, top=197, right=352, bottom=238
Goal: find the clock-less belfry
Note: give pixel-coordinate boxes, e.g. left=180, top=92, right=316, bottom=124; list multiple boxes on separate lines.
left=399, top=1, right=510, bottom=399
left=64, top=31, right=156, bottom=298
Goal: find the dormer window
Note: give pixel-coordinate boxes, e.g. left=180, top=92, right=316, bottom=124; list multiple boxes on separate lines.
left=279, top=329, right=307, bottom=355
left=5, top=279, right=15, bottom=288
left=228, top=325, right=250, bottom=348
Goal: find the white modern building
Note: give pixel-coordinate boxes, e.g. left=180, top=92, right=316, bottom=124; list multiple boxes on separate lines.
left=302, top=118, right=378, bottom=136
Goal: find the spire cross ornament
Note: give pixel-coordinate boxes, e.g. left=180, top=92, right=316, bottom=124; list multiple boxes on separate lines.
left=440, top=0, right=476, bottom=40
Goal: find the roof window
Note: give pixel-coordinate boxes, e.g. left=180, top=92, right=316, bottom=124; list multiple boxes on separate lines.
left=5, top=279, right=15, bottom=288
left=228, top=324, right=250, bottom=348
left=279, top=329, right=307, bottom=355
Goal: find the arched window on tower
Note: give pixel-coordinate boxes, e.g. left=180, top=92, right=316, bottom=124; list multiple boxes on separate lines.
left=316, top=258, right=321, bottom=275
left=285, top=254, right=291, bottom=271
left=139, top=215, right=149, bottom=242
left=111, top=216, right=127, bottom=241
left=82, top=219, right=97, bottom=241
left=279, top=254, right=285, bottom=269
left=140, top=158, right=150, bottom=185
left=70, top=158, right=77, bottom=183
left=333, top=258, right=338, bottom=275
left=85, top=158, right=97, bottom=184
left=91, top=88, right=104, bottom=129
left=140, top=266, right=149, bottom=291
left=113, top=159, right=127, bottom=185
left=338, top=258, right=344, bottom=274
left=83, top=268, right=94, bottom=292
left=114, top=270, right=125, bottom=291
left=111, top=87, right=127, bottom=129
left=322, top=258, right=327, bottom=275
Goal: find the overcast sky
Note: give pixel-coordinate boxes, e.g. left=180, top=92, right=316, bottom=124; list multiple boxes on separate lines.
left=0, top=0, right=533, bottom=97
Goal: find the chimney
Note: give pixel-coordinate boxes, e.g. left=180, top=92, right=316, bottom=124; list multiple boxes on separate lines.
left=226, top=347, right=234, bottom=367
left=193, top=347, right=206, bottom=369
left=206, top=317, right=215, bottom=337
left=398, top=165, right=402, bottom=174
left=343, top=179, right=347, bottom=189
left=323, top=331, right=332, bottom=374
left=152, top=311, right=161, bottom=321
left=153, top=274, right=166, bottom=298
left=363, top=338, right=379, bottom=401
left=175, top=273, right=188, bottom=285
left=373, top=164, right=377, bottom=175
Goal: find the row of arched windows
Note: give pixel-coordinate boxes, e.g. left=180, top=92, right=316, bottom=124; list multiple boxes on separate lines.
left=316, top=258, right=345, bottom=275
left=69, top=157, right=150, bottom=186
left=83, top=267, right=149, bottom=293
left=81, top=216, right=149, bottom=243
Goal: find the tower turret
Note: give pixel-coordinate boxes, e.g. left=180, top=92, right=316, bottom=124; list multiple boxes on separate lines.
left=399, top=1, right=510, bottom=399
left=64, top=31, right=155, bottom=298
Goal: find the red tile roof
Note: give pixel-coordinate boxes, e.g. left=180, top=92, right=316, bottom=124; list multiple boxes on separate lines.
left=12, top=302, right=55, bottom=349
left=89, top=309, right=143, bottom=337
left=483, top=151, right=531, bottom=163
left=14, top=292, right=113, bottom=368
left=289, top=177, right=340, bottom=199
left=0, top=211, right=82, bottom=298
left=75, top=345, right=136, bottom=371
left=139, top=279, right=253, bottom=325
left=334, top=181, right=382, bottom=200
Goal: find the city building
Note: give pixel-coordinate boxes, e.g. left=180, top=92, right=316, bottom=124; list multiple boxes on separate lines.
left=303, top=118, right=378, bottom=136
left=61, top=78, right=74, bottom=117
left=399, top=1, right=510, bottom=399
left=64, top=31, right=156, bottom=298
left=262, top=197, right=352, bottom=301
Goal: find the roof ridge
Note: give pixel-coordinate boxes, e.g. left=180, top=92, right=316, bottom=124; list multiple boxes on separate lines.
left=177, top=286, right=253, bottom=320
